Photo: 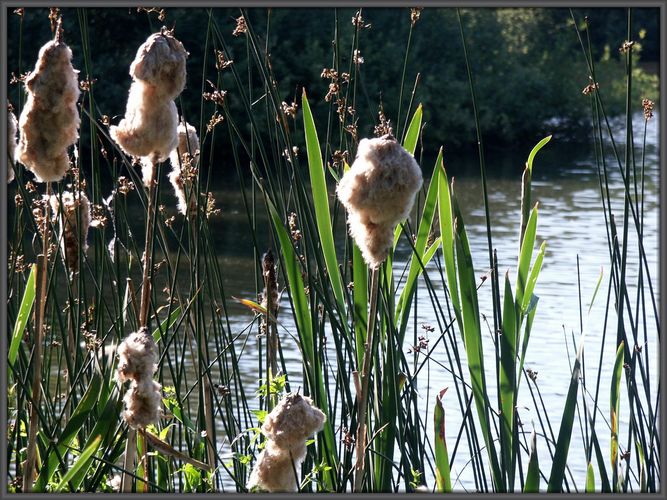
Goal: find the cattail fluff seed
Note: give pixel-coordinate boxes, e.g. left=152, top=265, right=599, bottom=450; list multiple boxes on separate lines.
left=110, top=29, right=188, bottom=180
left=7, top=106, right=18, bottom=183
left=168, top=121, right=199, bottom=215
left=49, top=190, right=91, bottom=274
left=16, top=35, right=81, bottom=183
left=248, top=393, right=326, bottom=492
left=117, top=329, right=162, bottom=429
left=336, top=135, right=423, bottom=268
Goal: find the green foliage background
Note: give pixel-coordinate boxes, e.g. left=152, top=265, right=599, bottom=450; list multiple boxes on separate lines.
left=7, top=7, right=659, bottom=154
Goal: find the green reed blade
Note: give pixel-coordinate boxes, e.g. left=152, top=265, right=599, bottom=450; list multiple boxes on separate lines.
left=434, top=388, right=452, bottom=493
left=451, top=188, right=503, bottom=492
left=34, top=372, right=102, bottom=491
left=9, top=264, right=36, bottom=368
left=54, top=435, right=103, bottom=492
left=585, top=462, right=595, bottom=492
left=393, top=105, right=424, bottom=249
left=547, top=333, right=584, bottom=492
left=516, top=204, right=538, bottom=310
left=395, top=148, right=441, bottom=341
left=301, top=90, right=346, bottom=314
left=610, top=340, right=624, bottom=492
left=523, top=430, right=540, bottom=493
left=352, top=243, right=368, bottom=368
left=152, top=306, right=181, bottom=344
left=500, top=272, right=518, bottom=489
left=403, top=104, right=423, bottom=155
left=526, top=135, right=552, bottom=174
left=521, top=241, right=546, bottom=314
left=437, top=168, right=464, bottom=329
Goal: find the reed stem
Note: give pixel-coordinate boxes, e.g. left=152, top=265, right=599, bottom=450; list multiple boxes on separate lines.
left=23, top=182, right=51, bottom=493
left=354, top=267, right=379, bottom=492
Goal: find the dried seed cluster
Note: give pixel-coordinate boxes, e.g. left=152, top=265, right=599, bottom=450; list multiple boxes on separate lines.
left=337, top=135, right=423, bottom=268
left=16, top=34, right=81, bottom=183
left=110, top=28, right=188, bottom=181
left=168, top=121, right=200, bottom=216
left=49, top=190, right=91, bottom=274
left=248, top=393, right=326, bottom=492
left=116, top=329, right=162, bottom=429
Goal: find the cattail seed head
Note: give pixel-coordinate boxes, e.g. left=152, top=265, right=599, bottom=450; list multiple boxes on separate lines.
left=7, top=105, right=18, bottom=183
left=168, top=121, right=199, bottom=215
left=116, top=329, right=158, bottom=383
left=49, top=190, right=91, bottom=274
left=110, top=29, right=188, bottom=168
left=248, top=393, right=326, bottom=492
left=16, top=37, right=81, bottom=183
left=337, top=135, right=423, bottom=268
left=122, top=378, right=163, bottom=429
left=260, top=250, right=279, bottom=318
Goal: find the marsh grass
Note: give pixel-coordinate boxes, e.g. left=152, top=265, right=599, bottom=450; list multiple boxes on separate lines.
left=5, top=6, right=659, bottom=493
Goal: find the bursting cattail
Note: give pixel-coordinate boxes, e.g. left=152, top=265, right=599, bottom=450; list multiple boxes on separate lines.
left=7, top=105, right=18, bottom=183
left=110, top=28, right=188, bottom=182
left=248, top=393, right=326, bottom=492
left=16, top=32, right=81, bottom=183
left=168, top=121, right=199, bottom=215
left=49, top=190, right=91, bottom=274
left=116, top=328, right=162, bottom=429
left=336, top=134, right=423, bottom=268
left=260, top=250, right=279, bottom=319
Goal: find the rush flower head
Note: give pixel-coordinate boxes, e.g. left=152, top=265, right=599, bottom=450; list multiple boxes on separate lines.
left=49, top=190, right=91, bottom=274
left=247, top=393, right=326, bottom=492
left=168, top=121, right=199, bottom=215
left=16, top=33, right=81, bottom=183
left=110, top=29, right=188, bottom=174
left=336, top=134, right=423, bottom=268
left=7, top=105, right=18, bottom=183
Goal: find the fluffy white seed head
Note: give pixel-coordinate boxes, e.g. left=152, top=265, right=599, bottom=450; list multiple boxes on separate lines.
left=168, top=121, right=200, bottom=215
left=247, top=393, right=326, bottom=492
left=122, top=378, right=162, bottom=429
left=337, top=135, right=423, bottom=268
left=16, top=38, right=81, bottom=183
left=247, top=440, right=306, bottom=492
left=116, top=329, right=158, bottom=383
left=110, top=30, right=188, bottom=166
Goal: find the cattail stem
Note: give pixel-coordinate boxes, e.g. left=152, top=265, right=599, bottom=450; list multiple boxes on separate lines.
left=122, top=160, right=157, bottom=492
left=23, top=182, right=51, bottom=493
left=354, top=267, right=380, bottom=492
left=190, top=188, right=217, bottom=489
left=263, top=251, right=279, bottom=412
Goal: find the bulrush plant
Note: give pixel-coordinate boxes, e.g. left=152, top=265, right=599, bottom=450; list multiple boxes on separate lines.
left=110, top=27, right=188, bottom=492
left=337, top=134, right=422, bottom=491
left=248, top=393, right=326, bottom=492
left=14, top=17, right=81, bottom=493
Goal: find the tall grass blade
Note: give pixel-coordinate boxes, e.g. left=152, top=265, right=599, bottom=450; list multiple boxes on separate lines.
left=434, top=388, right=452, bottom=493
left=610, top=340, right=625, bottom=491
left=523, top=430, right=540, bottom=493
left=9, top=263, right=36, bottom=368
left=547, top=333, right=584, bottom=492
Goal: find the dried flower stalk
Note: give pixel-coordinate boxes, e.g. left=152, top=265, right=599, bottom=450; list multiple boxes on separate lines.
left=49, top=190, right=91, bottom=274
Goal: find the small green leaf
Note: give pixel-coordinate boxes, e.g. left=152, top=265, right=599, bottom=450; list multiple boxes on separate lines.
left=9, top=264, right=36, bottom=368
left=434, top=388, right=452, bottom=493
left=586, top=462, right=595, bottom=493
left=403, top=104, right=423, bottom=155
left=524, top=430, right=540, bottom=493
left=526, top=135, right=552, bottom=173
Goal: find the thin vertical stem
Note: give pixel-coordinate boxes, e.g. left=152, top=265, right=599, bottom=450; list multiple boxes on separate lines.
left=23, top=182, right=51, bottom=493
left=354, top=267, right=379, bottom=492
